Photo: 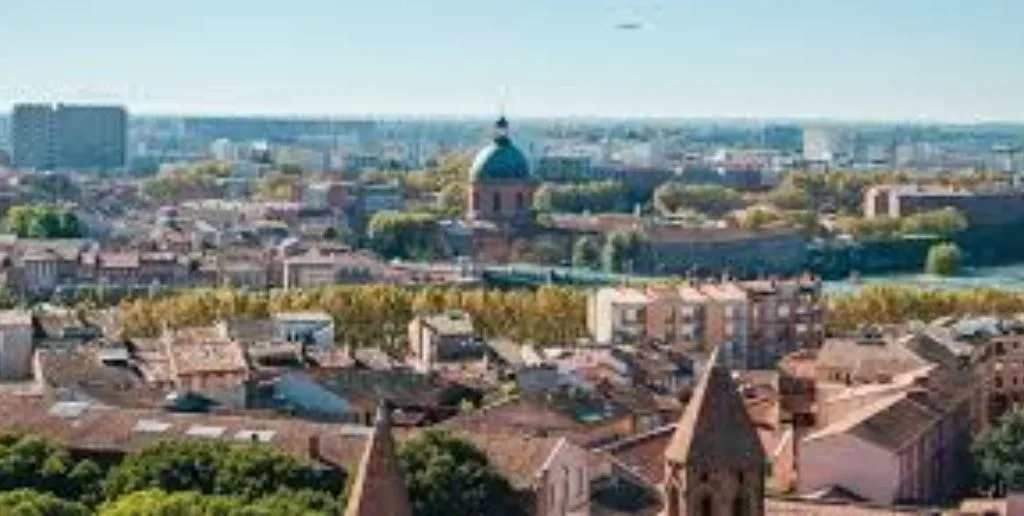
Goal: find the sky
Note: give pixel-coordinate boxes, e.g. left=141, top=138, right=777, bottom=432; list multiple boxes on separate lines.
left=2, top=0, right=1024, bottom=121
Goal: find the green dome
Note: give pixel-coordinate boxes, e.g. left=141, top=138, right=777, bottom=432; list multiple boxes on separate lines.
left=468, top=117, right=531, bottom=182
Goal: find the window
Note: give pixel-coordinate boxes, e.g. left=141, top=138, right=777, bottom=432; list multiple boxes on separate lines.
left=996, top=376, right=1004, bottom=389
left=732, top=495, right=745, bottom=516
left=700, top=494, right=713, bottom=516
left=493, top=192, right=502, bottom=213
left=472, top=192, right=480, bottom=211
left=516, top=191, right=525, bottom=210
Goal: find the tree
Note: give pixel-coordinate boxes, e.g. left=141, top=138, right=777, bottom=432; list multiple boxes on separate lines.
left=104, top=440, right=341, bottom=502
left=925, top=242, right=962, bottom=276
left=531, top=181, right=629, bottom=214
left=572, top=236, right=600, bottom=269
left=0, top=433, right=104, bottom=504
left=3, top=205, right=85, bottom=239
left=400, top=430, right=526, bottom=516
left=436, top=183, right=467, bottom=218
left=98, top=489, right=338, bottom=516
left=602, top=229, right=644, bottom=273
left=653, top=183, right=745, bottom=217
left=0, top=489, right=89, bottom=516
left=901, top=207, right=969, bottom=237
left=366, top=211, right=443, bottom=260
left=974, top=411, right=1024, bottom=495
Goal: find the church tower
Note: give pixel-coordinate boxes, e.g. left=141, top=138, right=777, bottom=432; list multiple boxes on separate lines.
left=344, top=400, right=413, bottom=516
left=662, top=349, right=766, bottom=516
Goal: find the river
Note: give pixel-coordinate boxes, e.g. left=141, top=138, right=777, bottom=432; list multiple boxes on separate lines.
left=825, top=262, right=1024, bottom=294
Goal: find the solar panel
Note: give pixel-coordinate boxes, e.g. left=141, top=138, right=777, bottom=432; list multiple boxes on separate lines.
left=48, top=401, right=90, bottom=419
left=234, top=429, right=276, bottom=443
left=134, top=419, right=171, bottom=433
left=185, top=425, right=226, bottom=438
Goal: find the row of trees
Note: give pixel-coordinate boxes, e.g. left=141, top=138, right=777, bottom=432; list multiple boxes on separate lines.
left=653, top=183, right=745, bottom=217
left=0, top=430, right=523, bottom=515
left=533, top=181, right=630, bottom=214
left=141, top=162, right=233, bottom=204
left=117, top=284, right=587, bottom=351
left=570, top=229, right=646, bottom=274
left=834, top=207, right=969, bottom=240
left=2, top=204, right=84, bottom=239
left=826, top=285, right=1024, bottom=334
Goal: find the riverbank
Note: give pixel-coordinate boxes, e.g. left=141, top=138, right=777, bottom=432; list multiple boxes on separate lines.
left=825, top=262, right=1024, bottom=294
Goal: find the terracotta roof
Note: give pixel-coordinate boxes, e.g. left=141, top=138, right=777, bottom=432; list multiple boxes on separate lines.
left=664, top=348, right=765, bottom=469
left=805, top=373, right=968, bottom=453
left=35, top=348, right=170, bottom=409
left=345, top=402, right=412, bottom=516
left=0, top=394, right=369, bottom=472
left=100, top=252, right=141, bottom=269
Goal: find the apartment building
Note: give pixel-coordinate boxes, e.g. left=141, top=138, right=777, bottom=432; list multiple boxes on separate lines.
left=11, top=103, right=126, bottom=171
left=587, top=278, right=823, bottom=370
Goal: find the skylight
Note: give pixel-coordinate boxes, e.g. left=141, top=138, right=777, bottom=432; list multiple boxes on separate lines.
left=185, top=425, right=226, bottom=438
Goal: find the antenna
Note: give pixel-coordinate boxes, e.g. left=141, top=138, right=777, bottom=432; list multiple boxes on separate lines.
left=498, top=85, right=508, bottom=118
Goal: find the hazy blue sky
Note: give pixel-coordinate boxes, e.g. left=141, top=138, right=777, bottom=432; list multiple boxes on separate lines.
left=2, top=0, right=1023, bottom=120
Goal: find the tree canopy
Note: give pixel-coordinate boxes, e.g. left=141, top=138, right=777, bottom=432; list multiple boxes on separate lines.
left=400, top=430, right=526, bottom=516
left=3, top=205, right=84, bottom=239
left=602, top=229, right=645, bottom=273
left=366, top=210, right=444, bottom=260
left=653, top=183, right=746, bottom=217
left=572, top=236, right=601, bottom=269
left=975, top=411, right=1024, bottom=495
left=925, top=242, right=962, bottom=277
left=532, top=181, right=630, bottom=214
left=104, top=440, right=340, bottom=503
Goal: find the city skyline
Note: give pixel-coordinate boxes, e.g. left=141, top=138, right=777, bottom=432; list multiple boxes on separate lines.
left=3, top=0, right=1024, bottom=121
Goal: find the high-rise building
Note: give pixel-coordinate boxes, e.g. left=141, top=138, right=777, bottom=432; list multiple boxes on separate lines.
left=55, top=104, right=127, bottom=169
left=11, top=103, right=127, bottom=171
left=11, top=104, right=57, bottom=170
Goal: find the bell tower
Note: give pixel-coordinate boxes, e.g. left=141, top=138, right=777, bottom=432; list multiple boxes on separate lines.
left=662, top=349, right=766, bottom=516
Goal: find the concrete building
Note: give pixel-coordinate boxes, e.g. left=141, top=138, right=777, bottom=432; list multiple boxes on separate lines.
left=587, top=278, right=823, bottom=370
left=272, top=311, right=336, bottom=348
left=799, top=367, right=973, bottom=505
left=0, top=310, right=34, bottom=381
left=56, top=104, right=127, bottom=169
left=11, top=104, right=57, bottom=170
left=11, top=103, right=126, bottom=171
left=863, top=184, right=1024, bottom=226
left=407, top=310, right=480, bottom=372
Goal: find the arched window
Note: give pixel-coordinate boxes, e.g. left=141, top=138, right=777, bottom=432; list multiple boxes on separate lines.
left=732, top=495, right=745, bottom=516
left=700, top=494, right=713, bottom=516
left=493, top=192, right=502, bottom=213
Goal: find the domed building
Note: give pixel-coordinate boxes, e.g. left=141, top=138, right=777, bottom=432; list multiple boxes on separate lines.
left=466, top=117, right=537, bottom=222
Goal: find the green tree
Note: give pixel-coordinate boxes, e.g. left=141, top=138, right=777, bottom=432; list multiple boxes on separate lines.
left=2, top=205, right=84, bottom=239
left=572, top=236, right=600, bottom=269
left=400, top=431, right=526, bottom=516
left=653, top=183, right=745, bottom=217
left=602, top=229, right=644, bottom=273
left=531, top=181, right=629, bottom=214
left=436, top=182, right=467, bottom=217
left=104, top=440, right=340, bottom=503
left=901, top=207, right=969, bottom=237
left=0, top=489, right=89, bottom=516
left=366, top=211, right=444, bottom=260
left=974, top=411, right=1024, bottom=495
left=99, top=489, right=337, bottom=516
left=925, top=242, right=962, bottom=276
left=0, top=434, right=104, bottom=504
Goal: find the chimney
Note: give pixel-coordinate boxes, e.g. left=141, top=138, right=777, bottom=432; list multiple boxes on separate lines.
left=307, top=434, right=322, bottom=462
